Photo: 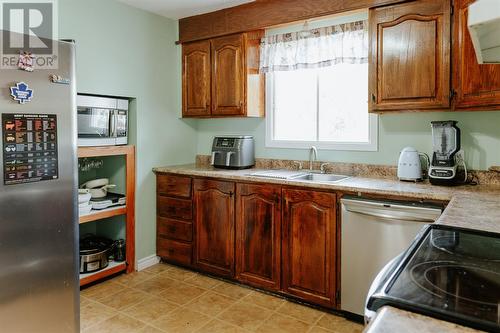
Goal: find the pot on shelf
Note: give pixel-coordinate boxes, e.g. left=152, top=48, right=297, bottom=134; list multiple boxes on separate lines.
left=80, top=178, right=116, bottom=199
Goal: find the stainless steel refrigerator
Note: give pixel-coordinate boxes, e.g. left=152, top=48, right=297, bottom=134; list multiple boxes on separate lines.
left=0, top=38, right=79, bottom=332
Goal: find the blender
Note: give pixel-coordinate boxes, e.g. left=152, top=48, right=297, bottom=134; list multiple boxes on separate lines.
left=429, top=121, right=461, bottom=185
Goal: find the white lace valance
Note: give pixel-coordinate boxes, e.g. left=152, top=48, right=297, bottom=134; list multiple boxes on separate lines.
left=260, top=20, right=368, bottom=73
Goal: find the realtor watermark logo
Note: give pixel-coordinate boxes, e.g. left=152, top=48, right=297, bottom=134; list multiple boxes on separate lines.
left=0, top=0, right=58, bottom=69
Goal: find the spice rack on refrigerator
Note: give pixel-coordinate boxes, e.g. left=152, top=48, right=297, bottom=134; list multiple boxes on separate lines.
left=78, top=145, right=135, bottom=286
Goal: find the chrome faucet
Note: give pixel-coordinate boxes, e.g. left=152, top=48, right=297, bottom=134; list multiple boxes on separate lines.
left=309, top=146, right=318, bottom=171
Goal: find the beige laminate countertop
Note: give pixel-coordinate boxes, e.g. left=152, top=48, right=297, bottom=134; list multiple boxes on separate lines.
left=153, top=164, right=500, bottom=332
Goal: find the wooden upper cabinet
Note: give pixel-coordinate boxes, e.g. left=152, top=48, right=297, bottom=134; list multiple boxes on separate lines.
left=282, top=189, right=337, bottom=307
left=182, top=40, right=211, bottom=117
left=212, top=34, right=245, bottom=116
left=452, top=0, right=500, bottom=110
left=369, top=0, right=451, bottom=112
left=193, top=179, right=235, bottom=278
left=235, top=183, right=281, bottom=291
left=181, top=31, right=264, bottom=118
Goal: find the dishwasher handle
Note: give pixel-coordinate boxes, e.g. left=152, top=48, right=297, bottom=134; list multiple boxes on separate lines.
left=344, top=207, right=435, bottom=223
left=341, top=198, right=441, bottom=223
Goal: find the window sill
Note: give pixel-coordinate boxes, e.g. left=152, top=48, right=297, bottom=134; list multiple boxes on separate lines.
left=265, top=139, right=378, bottom=152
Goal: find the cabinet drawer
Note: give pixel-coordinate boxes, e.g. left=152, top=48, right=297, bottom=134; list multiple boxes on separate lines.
left=157, top=175, right=192, bottom=198
left=157, top=238, right=192, bottom=265
left=158, top=217, right=192, bottom=242
left=157, top=196, right=193, bottom=220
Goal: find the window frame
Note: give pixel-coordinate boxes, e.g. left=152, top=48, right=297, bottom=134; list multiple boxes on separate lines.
left=265, top=73, right=379, bottom=151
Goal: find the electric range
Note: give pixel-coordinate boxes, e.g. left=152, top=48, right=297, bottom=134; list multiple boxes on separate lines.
left=367, top=224, right=500, bottom=332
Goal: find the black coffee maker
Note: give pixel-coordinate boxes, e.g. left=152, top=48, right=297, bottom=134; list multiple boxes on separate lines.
left=429, top=121, right=461, bottom=186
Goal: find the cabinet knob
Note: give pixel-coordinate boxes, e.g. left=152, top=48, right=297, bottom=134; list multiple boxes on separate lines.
left=371, top=93, right=376, bottom=103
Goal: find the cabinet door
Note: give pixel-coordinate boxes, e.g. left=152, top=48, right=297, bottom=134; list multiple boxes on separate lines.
left=235, top=183, right=281, bottom=291
left=369, top=0, right=451, bottom=111
left=182, top=40, right=211, bottom=117
left=282, top=189, right=337, bottom=307
left=211, top=34, right=245, bottom=116
left=194, top=179, right=235, bottom=277
left=452, top=0, right=500, bottom=110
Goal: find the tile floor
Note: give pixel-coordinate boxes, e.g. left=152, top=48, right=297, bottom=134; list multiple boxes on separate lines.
left=80, top=263, right=364, bottom=333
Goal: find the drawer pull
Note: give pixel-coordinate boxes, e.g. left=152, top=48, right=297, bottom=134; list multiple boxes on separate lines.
left=168, top=226, right=177, bottom=233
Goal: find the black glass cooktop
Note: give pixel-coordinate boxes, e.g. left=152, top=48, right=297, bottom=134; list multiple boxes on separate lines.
left=368, top=224, right=500, bottom=332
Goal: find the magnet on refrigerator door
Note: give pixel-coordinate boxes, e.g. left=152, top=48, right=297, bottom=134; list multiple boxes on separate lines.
left=10, top=82, right=34, bottom=104
left=17, top=52, right=35, bottom=72
left=49, top=74, right=70, bottom=85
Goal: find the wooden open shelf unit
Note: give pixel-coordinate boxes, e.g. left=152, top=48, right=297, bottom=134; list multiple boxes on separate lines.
left=79, top=261, right=127, bottom=286
left=79, top=206, right=127, bottom=224
left=78, top=145, right=135, bottom=287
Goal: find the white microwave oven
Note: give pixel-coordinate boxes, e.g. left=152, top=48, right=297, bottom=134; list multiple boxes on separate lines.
left=77, top=95, right=128, bottom=147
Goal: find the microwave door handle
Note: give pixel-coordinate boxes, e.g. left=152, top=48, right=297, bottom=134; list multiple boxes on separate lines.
left=110, top=111, right=117, bottom=137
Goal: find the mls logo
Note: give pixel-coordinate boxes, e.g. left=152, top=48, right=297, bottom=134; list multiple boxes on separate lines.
left=0, top=0, right=58, bottom=69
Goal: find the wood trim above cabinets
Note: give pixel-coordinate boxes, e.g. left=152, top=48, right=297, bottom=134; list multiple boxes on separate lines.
left=178, top=0, right=407, bottom=44
left=368, top=0, right=451, bottom=112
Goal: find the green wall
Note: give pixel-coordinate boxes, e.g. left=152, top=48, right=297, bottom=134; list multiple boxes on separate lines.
left=59, top=0, right=500, bottom=265
left=196, top=110, right=500, bottom=171
left=59, top=0, right=197, bottom=262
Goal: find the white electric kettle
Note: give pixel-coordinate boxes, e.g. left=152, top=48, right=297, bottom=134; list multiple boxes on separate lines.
left=397, top=147, right=429, bottom=182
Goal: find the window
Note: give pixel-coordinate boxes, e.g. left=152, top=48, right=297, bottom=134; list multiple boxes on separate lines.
left=263, top=13, right=378, bottom=151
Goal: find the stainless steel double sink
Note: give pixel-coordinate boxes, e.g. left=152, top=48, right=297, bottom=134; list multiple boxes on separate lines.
left=291, top=173, right=350, bottom=183
left=248, top=170, right=350, bottom=183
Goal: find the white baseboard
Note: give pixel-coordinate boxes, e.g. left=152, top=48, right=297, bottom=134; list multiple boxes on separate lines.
left=137, top=255, right=160, bottom=271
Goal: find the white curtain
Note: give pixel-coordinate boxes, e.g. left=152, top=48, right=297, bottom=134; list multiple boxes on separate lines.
left=260, top=20, right=368, bottom=73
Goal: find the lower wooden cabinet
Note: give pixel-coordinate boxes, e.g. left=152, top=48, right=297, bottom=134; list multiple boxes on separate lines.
left=282, top=189, right=338, bottom=307
left=156, top=174, right=194, bottom=267
left=157, top=238, right=192, bottom=265
left=194, top=179, right=235, bottom=278
left=235, top=183, right=281, bottom=290
left=157, top=217, right=193, bottom=242
left=155, top=174, right=339, bottom=308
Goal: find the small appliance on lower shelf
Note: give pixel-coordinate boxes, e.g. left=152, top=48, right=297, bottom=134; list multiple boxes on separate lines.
left=79, top=235, right=114, bottom=274
left=366, top=224, right=500, bottom=332
left=79, top=235, right=126, bottom=274
left=90, top=193, right=126, bottom=210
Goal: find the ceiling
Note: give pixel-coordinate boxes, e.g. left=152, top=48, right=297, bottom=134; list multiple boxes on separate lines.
left=116, top=0, right=255, bottom=19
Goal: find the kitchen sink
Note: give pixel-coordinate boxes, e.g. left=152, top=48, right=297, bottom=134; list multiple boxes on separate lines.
left=292, top=173, right=350, bottom=183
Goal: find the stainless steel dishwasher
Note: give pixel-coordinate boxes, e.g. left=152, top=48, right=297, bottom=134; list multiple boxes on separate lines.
left=340, top=196, right=442, bottom=316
